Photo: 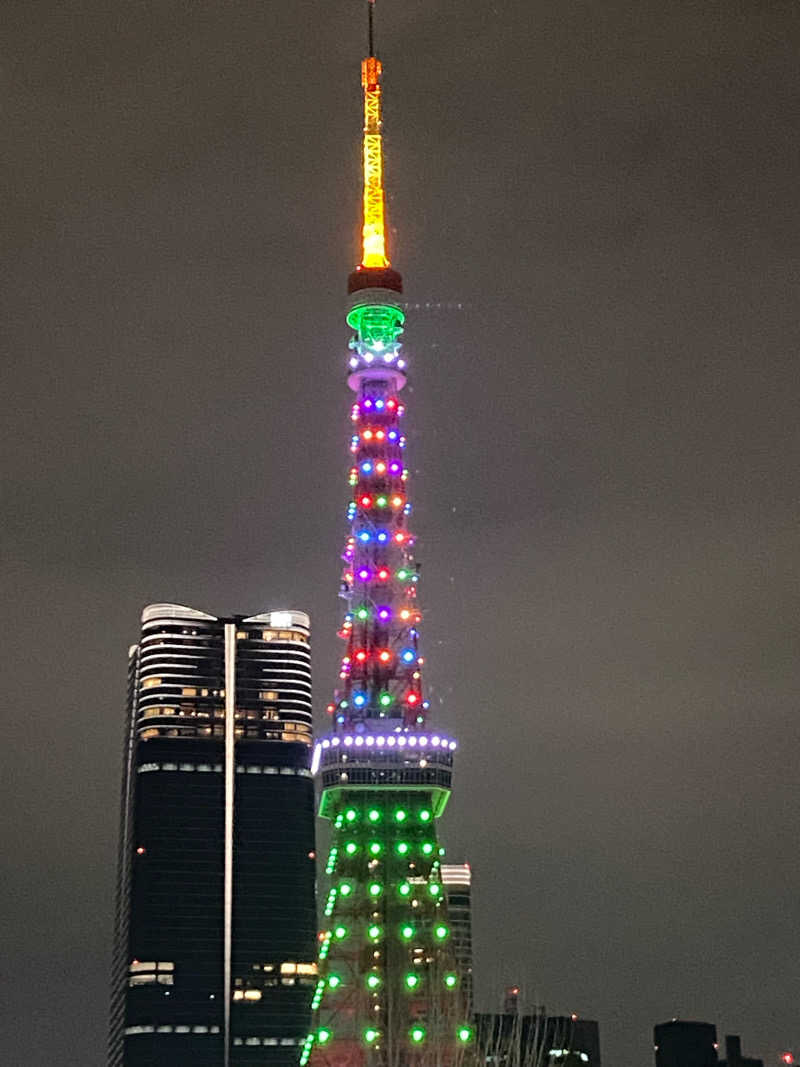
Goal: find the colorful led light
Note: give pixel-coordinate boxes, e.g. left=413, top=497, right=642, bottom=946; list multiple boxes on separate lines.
left=410, top=1026, right=426, bottom=1044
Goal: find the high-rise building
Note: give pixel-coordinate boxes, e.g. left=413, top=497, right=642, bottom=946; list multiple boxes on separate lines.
left=654, top=1021, right=718, bottom=1067
left=720, top=1035, right=764, bottom=1067
left=109, top=604, right=317, bottom=1067
left=441, top=865, right=474, bottom=1015
left=303, top=4, right=472, bottom=1067
left=475, top=1012, right=601, bottom=1067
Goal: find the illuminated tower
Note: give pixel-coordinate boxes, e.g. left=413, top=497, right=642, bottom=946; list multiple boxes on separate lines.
left=304, top=5, right=471, bottom=1067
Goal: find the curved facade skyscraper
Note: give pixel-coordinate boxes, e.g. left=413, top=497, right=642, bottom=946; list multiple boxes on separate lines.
left=110, top=604, right=317, bottom=1067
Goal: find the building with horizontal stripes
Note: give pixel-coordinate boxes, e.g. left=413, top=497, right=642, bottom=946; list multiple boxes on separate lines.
left=109, top=603, right=317, bottom=1067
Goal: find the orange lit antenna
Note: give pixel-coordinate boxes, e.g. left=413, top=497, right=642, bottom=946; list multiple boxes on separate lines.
left=360, top=0, right=389, bottom=269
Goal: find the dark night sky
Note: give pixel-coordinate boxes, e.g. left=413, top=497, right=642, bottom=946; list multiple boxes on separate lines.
left=2, top=1, right=799, bottom=1064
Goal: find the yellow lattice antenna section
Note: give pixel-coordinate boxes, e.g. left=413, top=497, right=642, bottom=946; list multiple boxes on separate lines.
left=360, top=0, right=389, bottom=268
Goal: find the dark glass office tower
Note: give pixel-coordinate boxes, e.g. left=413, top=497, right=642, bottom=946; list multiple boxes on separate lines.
left=109, top=604, right=317, bottom=1067
left=654, top=1021, right=719, bottom=1067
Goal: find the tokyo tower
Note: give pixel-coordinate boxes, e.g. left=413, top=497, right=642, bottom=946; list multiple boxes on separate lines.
left=303, top=4, right=472, bottom=1067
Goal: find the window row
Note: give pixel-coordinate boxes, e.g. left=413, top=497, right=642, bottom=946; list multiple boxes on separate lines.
left=139, top=708, right=311, bottom=723
left=232, top=1037, right=299, bottom=1047
left=236, top=629, right=308, bottom=644
left=138, top=726, right=311, bottom=743
left=124, top=1025, right=220, bottom=1036
left=136, top=762, right=312, bottom=777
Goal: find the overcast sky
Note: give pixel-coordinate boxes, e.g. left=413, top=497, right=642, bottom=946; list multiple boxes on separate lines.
left=2, top=1, right=799, bottom=1064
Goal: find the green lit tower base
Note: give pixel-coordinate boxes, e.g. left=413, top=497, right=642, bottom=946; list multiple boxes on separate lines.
left=304, top=758, right=471, bottom=1067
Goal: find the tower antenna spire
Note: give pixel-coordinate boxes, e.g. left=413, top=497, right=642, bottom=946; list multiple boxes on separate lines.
left=368, top=0, right=375, bottom=56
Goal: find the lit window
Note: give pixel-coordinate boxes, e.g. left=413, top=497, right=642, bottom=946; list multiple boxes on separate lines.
left=182, top=687, right=197, bottom=697
left=236, top=631, right=247, bottom=639
left=142, top=678, right=162, bottom=688
left=244, top=990, right=262, bottom=1001
left=260, top=691, right=279, bottom=701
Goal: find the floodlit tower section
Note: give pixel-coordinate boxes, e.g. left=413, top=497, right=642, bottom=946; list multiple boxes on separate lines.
left=305, top=6, right=470, bottom=1067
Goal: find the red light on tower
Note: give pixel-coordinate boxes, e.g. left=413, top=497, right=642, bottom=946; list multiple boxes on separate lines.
left=781, top=1055, right=794, bottom=1065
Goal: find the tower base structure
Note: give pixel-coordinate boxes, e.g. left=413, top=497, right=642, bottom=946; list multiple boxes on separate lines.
left=304, top=735, right=473, bottom=1067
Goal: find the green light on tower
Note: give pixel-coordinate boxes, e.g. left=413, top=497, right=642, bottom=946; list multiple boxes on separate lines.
left=458, top=1026, right=474, bottom=1044
left=404, top=973, right=420, bottom=990
left=368, top=881, right=383, bottom=897
left=400, top=923, right=415, bottom=940
left=345, top=808, right=357, bottom=822
left=394, top=809, right=407, bottom=822
left=368, top=808, right=381, bottom=823
left=366, top=973, right=381, bottom=990
left=367, top=924, right=382, bottom=940
left=368, top=841, right=382, bottom=856
left=333, top=925, right=348, bottom=940
left=317, top=1029, right=332, bottom=1045
left=363, top=1028, right=379, bottom=1045
left=434, top=923, right=449, bottom=940
left=444, top=973, right=458, bottom=989
left=419, top=809, right=431, bottom=822
left=409, top=1026, right=426, bottom=1044
left=395, top=841, right=409, bottom=855
left=327, top=974, right=342, bottom=989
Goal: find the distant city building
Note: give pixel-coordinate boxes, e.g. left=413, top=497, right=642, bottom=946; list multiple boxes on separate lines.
left=109, top=604, right=317, bottom=1067
left=720, top=1035, right=764, bottom=1067
left=654, top=1020, right=719, bottom=1067
left=476, top=1010, right=601, bottom=1067
left=442, top=863, right=474, bottom=1013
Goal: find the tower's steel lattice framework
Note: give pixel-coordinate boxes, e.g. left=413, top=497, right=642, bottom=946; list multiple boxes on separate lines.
left=305, top=6, right=472, bottom=1067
